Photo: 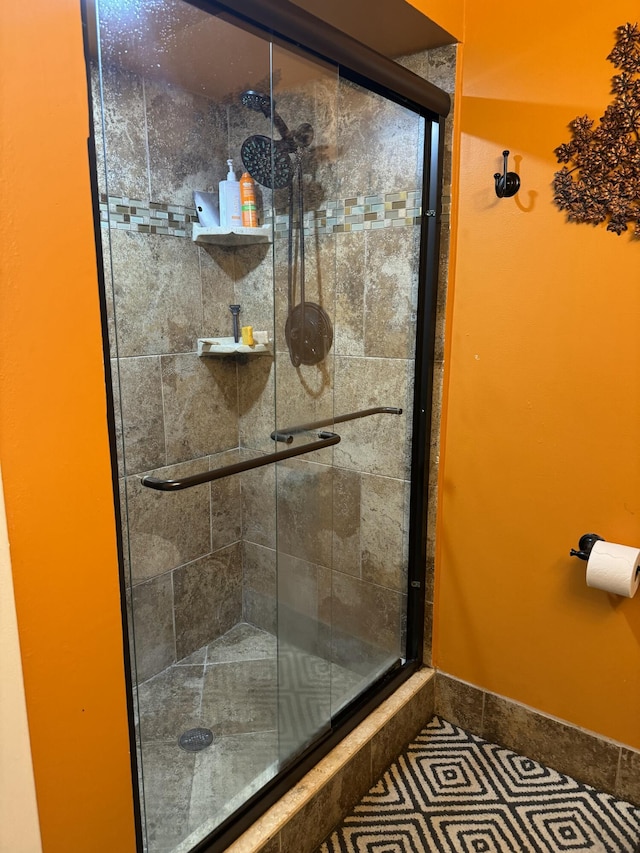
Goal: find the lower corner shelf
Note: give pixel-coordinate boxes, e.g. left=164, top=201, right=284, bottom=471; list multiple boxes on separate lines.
left=197, top=336, right=273, bottom=357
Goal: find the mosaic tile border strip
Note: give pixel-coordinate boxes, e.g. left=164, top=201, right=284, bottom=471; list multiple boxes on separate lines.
left=99, top=194, right=198, bottom=237
left=99, top=190, right=424, bottom=238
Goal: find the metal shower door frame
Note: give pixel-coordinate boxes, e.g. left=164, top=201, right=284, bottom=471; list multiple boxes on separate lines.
left=82, top=0, right=449, bottom=849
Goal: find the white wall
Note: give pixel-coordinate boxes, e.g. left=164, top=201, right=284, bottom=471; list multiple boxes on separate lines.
left=0, top=465, right=42, bottom=853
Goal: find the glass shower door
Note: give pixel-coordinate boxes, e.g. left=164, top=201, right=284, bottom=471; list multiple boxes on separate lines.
left=88, top=0, right=429, bottom=849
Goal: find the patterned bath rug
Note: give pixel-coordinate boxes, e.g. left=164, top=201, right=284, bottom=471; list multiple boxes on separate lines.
left=318, top=715, right=640, bottom=852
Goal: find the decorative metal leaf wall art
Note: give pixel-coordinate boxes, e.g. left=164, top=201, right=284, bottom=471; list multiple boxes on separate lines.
left=553, top=23, right=640, bottom=237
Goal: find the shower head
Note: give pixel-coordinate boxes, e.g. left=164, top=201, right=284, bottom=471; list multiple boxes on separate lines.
left=240, top=89, right=293, bottom=144
left=240, top=90, right=272, bottom=118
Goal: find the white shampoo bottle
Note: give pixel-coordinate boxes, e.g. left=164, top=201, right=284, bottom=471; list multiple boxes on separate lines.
left=219, top=159, right=242, bottom=229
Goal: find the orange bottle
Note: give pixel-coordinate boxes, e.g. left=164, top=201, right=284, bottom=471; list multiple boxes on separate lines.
left=240, top=172, right=258, bottom=227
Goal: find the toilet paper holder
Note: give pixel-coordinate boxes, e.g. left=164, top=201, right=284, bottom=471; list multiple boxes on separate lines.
left=570, top=533, right=604, bottom=561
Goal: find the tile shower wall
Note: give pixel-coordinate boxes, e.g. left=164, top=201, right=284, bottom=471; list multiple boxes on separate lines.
left=93, top=62, right=256, bottom=683
left=397, top=45, right=457, bottom=664
left=94, top=41, right=456, bottom=684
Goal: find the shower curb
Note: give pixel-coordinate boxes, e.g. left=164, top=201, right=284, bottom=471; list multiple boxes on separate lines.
left=225, top=667, right=436, bottom=853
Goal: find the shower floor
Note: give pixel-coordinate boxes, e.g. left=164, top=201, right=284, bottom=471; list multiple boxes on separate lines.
left=135, top=622, right=369, bottom=853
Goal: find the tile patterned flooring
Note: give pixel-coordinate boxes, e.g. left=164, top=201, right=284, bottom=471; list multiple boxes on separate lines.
left=135, top=622, right=368, bottom=853
left=318, top=716, right=640, bottom=853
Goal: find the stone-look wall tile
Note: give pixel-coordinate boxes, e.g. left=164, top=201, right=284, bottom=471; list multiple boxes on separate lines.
left=360, top=473, right=406, bottom=593
left=145, top=77, right=227, bottom=207
left=330, top=571, right=402, bottom=662
left=233, top=243, right=275, bottom=336
left=332, top=468, right=361, bottom=577
left=273, top=234, right=337, bottom=359
left=482, top=694, right=621, bottom=795
left=337, top=78, right=422, bottom=199
left=124, top=587, right=137, bottom=689
left=430, top=362, right=445, bottom=457
left=118, top=477, right=131, bottom=585
left=334, top=357, right=411, bottom=480
left=316, top=565, right=333, bottom=660
left=101, top=237, right=118, bottom=362
left=209, top=449, right=242, bottom=552
left=131, top=572, right=175, bottom=682
left=277, top=554, right=326, bottom=660
left=402, top=478, right=411, bottom=583
left=126, top=459, right=211, bottom=583
left=268, top=79, right=339, bottom=214
left=364, top=228, right=418, bottom=360
left=243, top=541, right=277, bottom=632
left=200, top=245, right=237, bottom=337
left=238, top=356, right=275, bottom=455
left=434, top=224, right=450, bottom=362
left=276, top=458, right=333, bottom=568
left=161, top=352, right=238, bottom=464
left=241, top=454, right=277, bottom=549
left=397, top=44, right=457, bottom=96
left=616, top=748, right=640, bottom=806
left=272, top=235, right=291, bottom=353
left=435, top=674, right=485, bottom=734
left=111, top=358, right=125, bottom=479
left=424, top=558, right=435, bottom=619
left=370, top=672, right=435, bottom=780
left=94, top=63, right=149, bottom=199
left=277, top=553, right=319, bottom=620
left=118, top=356, right=165, bottom=474
left=422, top=602, right=432, bottom=666
left=334, top=232, right=365, bottom=357
left=426, top=361, right=444, bottom=593
left=109, top=230, right=203, bottom=357
left=90, top=63, right=107, bottom=197
left=426, top=44, right=458, bottom=95
left=273, top=351, right=335, bottom=465
left=278, top=746, right=371, bottom=853
left=173, top=542, right=243, bottom=660
left=201, top=658, right=277, bottom=736
left=305, top=75, right=340, bottom=204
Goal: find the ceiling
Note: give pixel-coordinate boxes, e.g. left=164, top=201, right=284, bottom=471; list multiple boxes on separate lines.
left=88, top=0, right=454, bottom=101
left=288, top=0, right=454, bottom=56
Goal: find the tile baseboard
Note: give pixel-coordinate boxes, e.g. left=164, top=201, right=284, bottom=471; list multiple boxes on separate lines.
left=435, top=671, right=640, bottom=807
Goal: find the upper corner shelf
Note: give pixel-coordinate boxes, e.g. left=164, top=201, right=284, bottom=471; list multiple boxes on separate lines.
left=192, top=223, right=272, bottom=246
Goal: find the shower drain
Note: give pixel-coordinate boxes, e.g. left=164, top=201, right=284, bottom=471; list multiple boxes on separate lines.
left=178, top=727, right=215, bottom=752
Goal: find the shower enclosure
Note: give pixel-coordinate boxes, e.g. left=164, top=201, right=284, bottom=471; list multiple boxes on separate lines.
left=86, top=1, right=448, bottom=850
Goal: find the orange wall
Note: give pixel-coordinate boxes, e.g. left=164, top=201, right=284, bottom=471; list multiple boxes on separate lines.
left=3, top=2, right=639, bottom=850
left=433, top=0, right=640, bottom=748
left=0, top=2, right=137, bottom=851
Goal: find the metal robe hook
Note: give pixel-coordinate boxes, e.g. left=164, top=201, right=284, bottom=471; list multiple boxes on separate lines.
left=494, top=150, right=520, bottom=198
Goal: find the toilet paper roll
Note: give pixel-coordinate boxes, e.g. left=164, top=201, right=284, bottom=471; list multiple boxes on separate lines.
left=586, top=540, right=640, bottom=597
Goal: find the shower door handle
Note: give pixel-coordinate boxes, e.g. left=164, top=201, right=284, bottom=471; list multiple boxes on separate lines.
left=271, top=405, right=402, bottom=443
left=141, top=430, right=340, bottom=492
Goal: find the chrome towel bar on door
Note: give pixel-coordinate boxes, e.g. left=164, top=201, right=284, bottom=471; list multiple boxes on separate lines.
left=141, top=431, right=340, bottom=492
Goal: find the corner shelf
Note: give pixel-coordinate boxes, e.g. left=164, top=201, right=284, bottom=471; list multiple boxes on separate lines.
left=197, top=336, right=273, bottom=357
left=192, top=223, right=272, bottom=246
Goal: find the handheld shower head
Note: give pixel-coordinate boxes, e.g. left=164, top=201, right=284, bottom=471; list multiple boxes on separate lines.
left=240, top=89, right=293, bottom=143
left=240, top=90, right=272, bottom=118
